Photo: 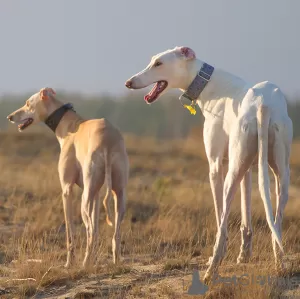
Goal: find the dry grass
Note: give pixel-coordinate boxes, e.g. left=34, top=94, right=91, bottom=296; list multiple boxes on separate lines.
left=0, top=130, right=299, bottom=298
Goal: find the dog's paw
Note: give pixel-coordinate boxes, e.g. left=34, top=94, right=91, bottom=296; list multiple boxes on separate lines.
left=203, top=273, right=212, bottom=285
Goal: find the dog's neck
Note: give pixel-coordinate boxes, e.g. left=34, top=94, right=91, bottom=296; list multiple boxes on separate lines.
left=181, top=59, right=205, bottom=91
left=45, top=100, right=84, bottom=147
left=180, top=59, right=249, bottom=119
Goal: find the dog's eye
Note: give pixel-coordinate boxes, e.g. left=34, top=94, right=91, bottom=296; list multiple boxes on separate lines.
left=154, top=61, right=162, bottom=67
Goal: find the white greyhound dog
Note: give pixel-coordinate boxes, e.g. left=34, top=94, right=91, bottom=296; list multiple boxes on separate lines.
left=125, top=46, right=293, bottom=282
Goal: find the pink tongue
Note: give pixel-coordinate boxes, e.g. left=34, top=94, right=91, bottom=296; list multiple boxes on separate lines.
left=144, top=94, right=152, bottom=102
left=144, top=82, right=160, bottom=102
left=144, top=89, right=156, bottom=102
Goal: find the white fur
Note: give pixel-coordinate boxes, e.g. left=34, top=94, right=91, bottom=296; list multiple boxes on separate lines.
left=126, top=46, right=293, bottom=282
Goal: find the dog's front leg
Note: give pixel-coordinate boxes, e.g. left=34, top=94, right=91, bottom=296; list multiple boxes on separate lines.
left=204, top=168, right=244, bottom=284
left=203, top=122, right=227, bottom=228
left=203, top=122, right=226, bottom=265
left=61, top=183, right=75, bottom=268
left=205, top=159, right=226, bottom=266
left=204, top=119, right=257, bottom=283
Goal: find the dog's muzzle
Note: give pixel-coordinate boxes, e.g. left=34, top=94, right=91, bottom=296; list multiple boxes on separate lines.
left=125, top=80, right=133, bottom=89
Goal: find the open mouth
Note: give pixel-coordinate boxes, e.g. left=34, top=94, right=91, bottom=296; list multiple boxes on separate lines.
left=18, top=118, right=33, bottom=131
left=144, top=81, right=168, bottom=104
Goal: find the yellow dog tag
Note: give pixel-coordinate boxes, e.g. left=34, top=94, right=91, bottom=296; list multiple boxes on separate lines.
left=183, top=104, right=197, bottom=115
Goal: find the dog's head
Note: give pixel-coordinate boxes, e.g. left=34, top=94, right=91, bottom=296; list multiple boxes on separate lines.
left=125, top=46, right=196, bottom=104
left=7, top=87, right=56, bottom=132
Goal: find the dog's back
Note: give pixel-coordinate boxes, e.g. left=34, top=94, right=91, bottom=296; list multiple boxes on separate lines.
left=76, top=118, right=125, bottom=151
left=74, top=118, right=129, bottom=187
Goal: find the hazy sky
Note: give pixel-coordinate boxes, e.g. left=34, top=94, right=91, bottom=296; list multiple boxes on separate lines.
left=0, top=0, right=299, bottom=98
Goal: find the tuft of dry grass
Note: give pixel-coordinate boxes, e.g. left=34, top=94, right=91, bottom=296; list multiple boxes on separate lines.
left=163, top=258, right=190, bottom=271
left=0, top=130, right=299, bottom=298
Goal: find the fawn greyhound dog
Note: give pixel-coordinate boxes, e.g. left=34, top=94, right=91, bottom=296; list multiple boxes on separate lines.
left=125, top=46, right=293, bottom=282
left=7, top=87, right=129, bottom=268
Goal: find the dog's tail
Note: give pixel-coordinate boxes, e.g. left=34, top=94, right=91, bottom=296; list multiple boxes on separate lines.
left=103, top=149, right=113, bottom=227
left=257, top=104, right=283, bottom=252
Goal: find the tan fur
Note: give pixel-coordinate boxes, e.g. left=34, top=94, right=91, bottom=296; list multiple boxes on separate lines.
left=7, top=87, right=129, bottom=268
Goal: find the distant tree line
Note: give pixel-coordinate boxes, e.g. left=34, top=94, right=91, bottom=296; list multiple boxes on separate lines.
left=1, top=91, right=300, bottom=139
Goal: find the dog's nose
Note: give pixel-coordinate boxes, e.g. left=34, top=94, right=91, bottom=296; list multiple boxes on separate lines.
left=7, top=115, right=13, bottom=121
left=125, top=80, right=133, bottom=89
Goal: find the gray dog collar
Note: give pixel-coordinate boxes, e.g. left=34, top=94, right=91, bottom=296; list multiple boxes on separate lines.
left=179, top=63, right=214, bottom=102
left=44, top=103, right=75, bottom=132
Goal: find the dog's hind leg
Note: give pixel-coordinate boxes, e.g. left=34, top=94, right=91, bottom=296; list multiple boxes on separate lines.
left=91, top=191, right=100, bottom=258
left=269, top=121, right=292, bottom=270
left=237, top=168, right=253, bottom=264
left=111, top=142, right=128, bottom=264
left=81, top=191, right=93, bottom=268
left=111, top=188, right=126, bottom=264
left=273, top=166, right=290, bottom=271
left=82, top=191, right=102, bottom=268
left=81, top=158, right=104, bottom=268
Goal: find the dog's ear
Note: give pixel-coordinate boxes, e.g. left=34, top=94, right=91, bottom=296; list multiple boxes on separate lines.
left=39, top=87, right=56, bottom=100
left=176, top=47, right=196, bottom=60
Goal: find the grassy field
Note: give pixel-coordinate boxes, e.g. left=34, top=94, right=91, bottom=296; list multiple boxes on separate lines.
left=0, top=129, right=300, bottom=298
